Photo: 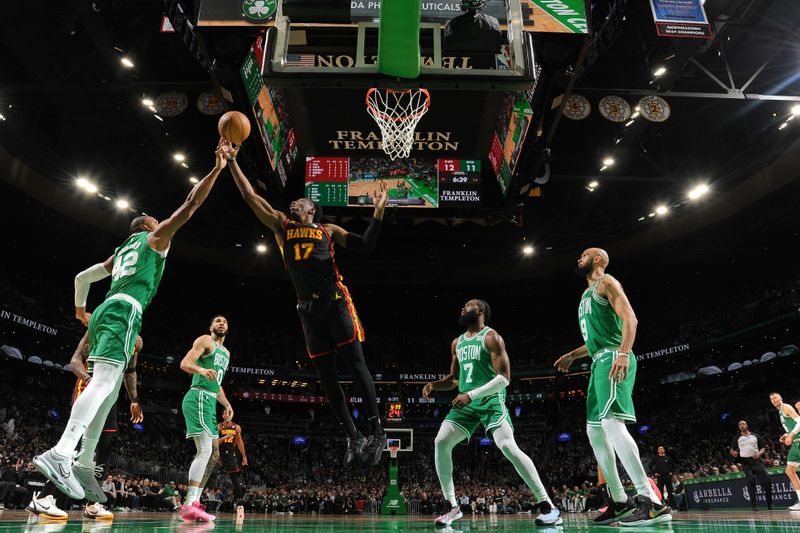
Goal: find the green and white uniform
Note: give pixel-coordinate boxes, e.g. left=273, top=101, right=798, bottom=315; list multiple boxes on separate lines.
left=579, top=275, right=637, bottom=427
left=182, top=340, right=230, bottom=439
left=444, top=326, right=512, bottom=441
left=778, top=405, right=800, bottom=466
left=88, top=232, right=166, bottom=368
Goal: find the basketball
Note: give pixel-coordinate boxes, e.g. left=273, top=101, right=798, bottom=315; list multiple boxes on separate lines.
left=218, top=111, right=251, bottom=144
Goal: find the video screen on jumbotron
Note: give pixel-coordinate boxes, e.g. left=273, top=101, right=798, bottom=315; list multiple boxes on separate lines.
left=305, top=157, right=481, bottom=208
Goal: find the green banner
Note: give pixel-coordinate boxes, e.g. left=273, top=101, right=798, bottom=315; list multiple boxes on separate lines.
left=531, top=0, right=589, bottom=34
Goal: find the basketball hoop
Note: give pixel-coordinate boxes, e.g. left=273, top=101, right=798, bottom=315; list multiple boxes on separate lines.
left=366, top=88, right=431, bottom=160
left=388, top=444, right=400, bottom=459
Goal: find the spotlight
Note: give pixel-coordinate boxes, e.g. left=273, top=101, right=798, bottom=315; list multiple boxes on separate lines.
left=256, top=243, right=268, bottom=254
left=0, top=113, right=5, bottom=121
left=154, top=114, right=163, bottom=121
left=148, top=106, right=156, bottom=113
left=85, top=183, right=98, bottom=194
left=522, top=245, right=534, bottom=255
left=600, top=165, right=607, bottom=172
left=625, top=120, right=634, bottom=127
left=115, top=199, right=130, bottom=209
left=173, top=153, right=186, bottom=162
left=653, top=66, right=666, bottom=77
left=779, top=123, right=788, bottom=131
left=588, top=181, right=599, bottom=188
left=142, top=98, right=154, bottom=106
left=180, top=163, right=189, bottom=169
left=791, top=104, right=800, bottom=116
left=602, top=157, right=615, bottom=166
left=655, top=205, right=668, bottom=216
left=688, top=184, right=709, bottom=200
left=189, top=176, right=199, bottom=184
left=76, top=177, right=89, bottom=189
left=121, top=56, right=134, bottom=68
left=631, top=111, right=640, bottom=119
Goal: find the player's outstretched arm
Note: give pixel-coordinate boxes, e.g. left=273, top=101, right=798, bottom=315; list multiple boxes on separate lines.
left=180, top=335, right=217, bottom=381
left=74, top=255, right=114, bottom=325
left=226, top=147, right=286, bottom=233
left=599, top=275, right=638, bottom=383
left=325, top=189, right=388, bottom=250
left=554, top=344, right=589, bottom=373
left=422, top=339, right=461, bottom=398
left=452, top=331, right=510, bottom=408
left=70, top=331, right=91, bottom=383
left=148, top=143, right=227, bottom=252
left=125, top=336, right=144, bottom=423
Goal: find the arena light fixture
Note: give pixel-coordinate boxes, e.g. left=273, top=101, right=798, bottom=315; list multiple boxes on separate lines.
left=648, top=212, right=655, bottom=218
left=0, top=112, right=5, bottom=121
left=522, top=245, right=534, bottom=255
left=602, top=157, right=615, bottom=166
left=653, top=66, right=667, bottom=77
left=147, top=105, right=157, bottom=113
left=625, top=120, right=634, bottom=127
left=180, top=162, right=189, bottom=169
left=85, top=182, right=98, bottom=194
left=142, top=97, right=154, bottom=107
left=778, top=122, right=788, bottom=131
left=173, top=153, right=186, bottom=162
left=189, top=176, right=199, bottom=184
left=115, top=199, right=130, bottom=209
left=688, top=184, right=709, bottom=200
left=791, top=104, right=800, bottom=116
left=631, top=111, right=640, bottom=119
left=655, top=205, right=668, bottom=216
left=76, top=177, right=89, bottom=189
left=588, top=180, right=599, bottom=188
left=256, top=243, right=268, bottom=254
left=154, top=114, right=163, bottom=121
left=121, top=56, right=134, bottom=68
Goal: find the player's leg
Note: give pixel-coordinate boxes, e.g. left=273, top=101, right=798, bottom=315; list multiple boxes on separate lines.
left=743, top=463, right=758, bottom=509
left=434, top=421, right=469, bottom=526
left=181, top=391, right=217, bottom=522
left=753, top=464, right=773, bottom=509
left=490, top=419, right=561, bottom=525
left=199, top=440, right=220, bottom=491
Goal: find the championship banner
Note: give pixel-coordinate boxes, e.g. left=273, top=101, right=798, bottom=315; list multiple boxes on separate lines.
left=197, top=0, right=589, bottom=33
left=684, top=468, right=798, bottom=510
left=649, top=0, right=712, bottom=39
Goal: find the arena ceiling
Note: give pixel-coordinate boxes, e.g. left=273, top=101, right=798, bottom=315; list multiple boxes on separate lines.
left=1, top=0, right=799, bottom=280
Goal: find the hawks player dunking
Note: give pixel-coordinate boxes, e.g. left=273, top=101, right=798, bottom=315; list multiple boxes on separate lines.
left=226, top=143, right=388, bottom=466
left=218, top=420, right=248, bottom=510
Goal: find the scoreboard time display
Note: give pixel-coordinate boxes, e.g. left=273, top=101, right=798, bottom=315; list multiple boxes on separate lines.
left=386, top=401, right=404, bottom=422
left=438, top=159, right=481, bottom=207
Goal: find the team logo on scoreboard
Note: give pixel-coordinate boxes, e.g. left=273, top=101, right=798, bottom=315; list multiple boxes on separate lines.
left=155, top=91, right=188, bottom=117
left=197, top=89, right=228, bottom=115
left=638, top=96, right=671, bottom=122
left=562, top=94, right=591, bottom=120
left=598, top=96, right=632, bottom=123
left=242, top=0, right=276, bottom=21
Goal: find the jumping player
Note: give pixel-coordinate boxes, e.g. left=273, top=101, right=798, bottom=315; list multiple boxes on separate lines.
left=26, top=332, right=143, bottom=520
left=218, top=419, right=248, bottom=515
left=34, top=142, right=228, bottom=501
left=554, top=248, right=671, bottom=526
left=423, top=299, right=561, bottom=528
left=769, top=392, right=800, bottom=510
left=226, top=143, right=388, bottom=465
left=178, top=315, right=233, bottom=523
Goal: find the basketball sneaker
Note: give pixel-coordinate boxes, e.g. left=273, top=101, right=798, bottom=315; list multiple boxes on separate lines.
left=790, top=502, right=800, bottom=511
left=361, top=434, right=388, bottom=466
left=344, top=435, right=367, bottom=466
left=434, top=505, right=463, bottom=527
left=33, top=449, right=85, bottom=501
left=83, top=503, right=113, bottom=520
left=26, top=492, right=68, bottom=520
left=236, top=505, right=245, bottom=519
left=619, top=495, right=672, bottom=526
left=593, top=497, right=637, bottom=525
left=534, top=501, right=563, bottom=526
left=179, top=501, right=216, bottom=523
left=72, top=463, right=106, bottom=503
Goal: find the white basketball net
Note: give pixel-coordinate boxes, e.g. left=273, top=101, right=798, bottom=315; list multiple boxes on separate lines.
left=366, top=89, right=430, bottom=160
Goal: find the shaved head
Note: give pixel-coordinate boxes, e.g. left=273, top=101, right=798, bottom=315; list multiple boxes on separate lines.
left=586, top=248, right=609, bottom=268
left=575, top=247, right=610, bottom=278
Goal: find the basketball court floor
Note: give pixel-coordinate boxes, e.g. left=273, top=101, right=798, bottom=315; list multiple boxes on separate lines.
left=2, top=511, right=800, bottom=532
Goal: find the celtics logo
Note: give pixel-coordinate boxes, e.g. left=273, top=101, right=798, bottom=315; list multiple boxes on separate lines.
left=242, top=0, right=276, bottom=22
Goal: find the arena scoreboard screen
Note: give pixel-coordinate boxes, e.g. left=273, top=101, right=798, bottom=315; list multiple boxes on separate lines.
left=386, top=401, right=404, bottom=421
left=305, top=157, right=481, bottom=208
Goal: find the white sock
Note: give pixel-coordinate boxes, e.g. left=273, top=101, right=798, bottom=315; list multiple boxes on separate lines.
left=795, top=489, right=800, bottom=500
left=601, top=418, right=660, bottom=505
left=492, top=420, right=552, bottom=506
left=587, top=423, right=627, bottom=503
left=186, top=486, right=201, bottom=506
left=435, top=422, right=466, bottom=508
left=55, top=362, right=122, bottom=457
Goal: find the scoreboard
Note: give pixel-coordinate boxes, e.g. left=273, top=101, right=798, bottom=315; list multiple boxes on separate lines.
left=305, top=157, right=349, bottom=206
left=438, top=159, right=481, bottom=207
left=386, top=401, right=404, bottom=422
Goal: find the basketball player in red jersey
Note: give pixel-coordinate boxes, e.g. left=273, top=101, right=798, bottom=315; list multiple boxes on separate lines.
left=225, top=143, right=388, bottom=466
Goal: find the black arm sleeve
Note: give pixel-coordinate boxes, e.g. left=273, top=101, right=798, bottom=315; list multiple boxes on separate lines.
left=345, top=217, right=382, bottom=252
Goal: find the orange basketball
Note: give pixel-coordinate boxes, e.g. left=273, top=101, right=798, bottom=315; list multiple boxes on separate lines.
left=218, top=111, right=251, bottom=144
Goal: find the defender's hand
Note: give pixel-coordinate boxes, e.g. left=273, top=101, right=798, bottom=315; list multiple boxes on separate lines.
left=130, top=402, right=144, bottom=423
left=374, top=189, right=388, bottom=212
left=554, top=353, right=574, bottom=373
left=609, top=353, right=630, bottom=383
left=422, top=382, right=434, bottom=399
left=451, top=393, right=472, bottom=408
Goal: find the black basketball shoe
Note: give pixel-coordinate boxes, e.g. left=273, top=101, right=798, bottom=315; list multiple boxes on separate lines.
left=619, top=495, right=672, bottom=526
left=344, top=435, right=367, bottom=466
left=593, top=497, right=637, bottom=525
left=360, top=434, right=388, bottom=466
